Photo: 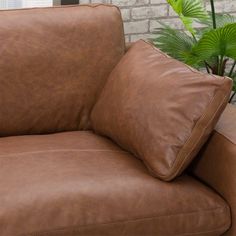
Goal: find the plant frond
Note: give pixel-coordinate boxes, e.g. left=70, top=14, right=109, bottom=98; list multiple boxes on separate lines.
left=151, top=24, right=196, bottom=64
left=198, top=13, right=236, bottom=28
left=167, top=0, right=209, bottom=34
left=181, top=0, right=208, bottom=19
left=188, top=23, right=236, bottom=64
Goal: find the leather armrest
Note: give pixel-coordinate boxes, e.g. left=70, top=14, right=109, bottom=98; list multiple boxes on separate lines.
left=191, top=104, right=236, bottom=236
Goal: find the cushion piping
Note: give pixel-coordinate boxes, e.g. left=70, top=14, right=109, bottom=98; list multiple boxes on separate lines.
left=141, top=40, right=232, bottom=181
left=22, top=205, right=230, bottom=236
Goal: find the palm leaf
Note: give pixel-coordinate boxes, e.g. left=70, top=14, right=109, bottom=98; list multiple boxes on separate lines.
left=198, top=13, right=236, bottom=29
left=181, top=0, right=208, bottom=19
left=188, top=23, right=236, bottom=64
left=213, top=13, right=236, bottom=28
left=152, top=24, right=196, bottom=63
left=167, top=0, right=209, bottom=35
left=196, top=13, right=236, bottom=39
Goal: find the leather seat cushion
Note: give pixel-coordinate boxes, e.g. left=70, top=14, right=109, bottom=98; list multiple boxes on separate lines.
left=0, top=131, right=230, bottom=236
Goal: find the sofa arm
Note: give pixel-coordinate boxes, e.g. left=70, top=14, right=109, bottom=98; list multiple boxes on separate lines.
left=191, top=104, right=236, bottom=236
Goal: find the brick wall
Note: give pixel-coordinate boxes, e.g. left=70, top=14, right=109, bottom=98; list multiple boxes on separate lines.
left=79, top=0, right=236, bottom=42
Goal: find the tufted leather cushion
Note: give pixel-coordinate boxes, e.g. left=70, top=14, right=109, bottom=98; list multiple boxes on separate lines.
left=91, top=40, right=232, bottom=181
left=0, top=4, right=125, bottom=137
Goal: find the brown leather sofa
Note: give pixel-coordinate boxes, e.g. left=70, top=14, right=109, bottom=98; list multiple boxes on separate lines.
left=0, top=4, right=235, bottom=236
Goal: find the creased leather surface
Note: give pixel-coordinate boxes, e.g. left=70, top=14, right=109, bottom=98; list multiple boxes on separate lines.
left=191, top=104, right=236, bottom=236
left=91, top=40, right=233, bottom=181
left=0, top=4, right=125, bottom=137
left=0, top=131, right=230, bottom=236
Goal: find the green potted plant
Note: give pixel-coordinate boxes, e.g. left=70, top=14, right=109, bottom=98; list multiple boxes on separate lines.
left=152, top=0, right=236, bottom=103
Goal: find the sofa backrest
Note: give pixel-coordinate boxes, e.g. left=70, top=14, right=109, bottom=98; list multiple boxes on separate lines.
left=0, top=4, right=125, bottom=137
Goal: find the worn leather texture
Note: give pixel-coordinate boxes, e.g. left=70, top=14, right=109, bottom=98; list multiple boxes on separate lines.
left=0, top=4, right=125, bottom=137
left=191, top=104, right=236, bottom=236
left=91, top=40, right=233, bottom=181
left=0, top=131, right=231, bottom=236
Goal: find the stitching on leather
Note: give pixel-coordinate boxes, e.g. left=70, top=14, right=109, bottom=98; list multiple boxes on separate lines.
left=0, top=149, right=129, bottom=158
left=140, top=40, right=232, bottom=180
left=172, top=87, right=231, bottom=178
left=143, top=40, right=231, bottom=81
left=26, top=226, right=229, bottom=236
left=172, top=85, right=229, bottom=165
left=22, top=206, right=229, bottom=236
left=170, top=226, right=229, bottom=236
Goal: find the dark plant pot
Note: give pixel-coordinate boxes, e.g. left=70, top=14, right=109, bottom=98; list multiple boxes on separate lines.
left=61, top=0, right=79, bottom=5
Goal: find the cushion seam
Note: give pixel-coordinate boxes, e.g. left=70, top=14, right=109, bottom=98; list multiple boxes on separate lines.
left=153, top=79, right=230, bottom=180
left=0, top=149, right=129, bottom=158
left=22, top=206, right=229, bottom=236
left=143, top=40, right=231, bottom=80
left=140, top=83, right=230, bottom=180
left=26, top=226, right=229, bottom=236
left=172, top=83, right=230, bottom=175
left=129, top=40, right=232, bottom=180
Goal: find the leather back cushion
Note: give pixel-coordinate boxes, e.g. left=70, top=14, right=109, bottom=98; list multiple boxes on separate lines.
left=91, top=40, right=232, bottom=181
left=0, top=4, right=125, bottom=136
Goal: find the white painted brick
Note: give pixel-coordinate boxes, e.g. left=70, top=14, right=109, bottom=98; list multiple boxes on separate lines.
left=150, top=0, right=167, bottom=4
left=150, top=17, right=184, bottom=32
left=130, top=33, right=152, bottom=42
left=125, top=35, right=130, bottom=42
left=79, top=0, right=90, bottom=3
left=168, top=5, right=178, bottom=17
left=131, top=5, right=168, bottom=20
left=90, top=0, right=111, bottom=3
left=121, top=8, right=130, bottom=21
left=206, top=0, right=236, bottom=13
left=124, top=20, right=149, bottom=34
left=111, top=0, right=149, bottom=7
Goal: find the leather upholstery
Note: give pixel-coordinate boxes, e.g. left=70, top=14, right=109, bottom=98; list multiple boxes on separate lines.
left=91, top=40, right=233, bottom=181
left=0, top=4, right=125, bottom=137
left=0, top=131, right=230, bottom=236
left=191, top=104, right=236, bottom=236
left=0, top=5, right=233, bottom=236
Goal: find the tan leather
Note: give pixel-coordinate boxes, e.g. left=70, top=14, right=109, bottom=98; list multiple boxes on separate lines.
left=0, top=131, right=230, bottom=236
left=91, top=40, right=233, bottom=181
left=0, top=4, right=125, bottom=137
left=191, top=104, right=236, bottom=236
